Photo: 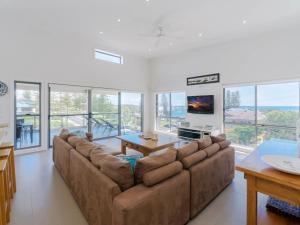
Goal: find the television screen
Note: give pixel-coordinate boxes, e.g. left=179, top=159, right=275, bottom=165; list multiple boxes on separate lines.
left=187, top=95, right=214, bottom=114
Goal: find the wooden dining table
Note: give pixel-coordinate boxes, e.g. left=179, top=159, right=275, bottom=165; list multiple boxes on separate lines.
left=236, top=140, right=300, bottom=225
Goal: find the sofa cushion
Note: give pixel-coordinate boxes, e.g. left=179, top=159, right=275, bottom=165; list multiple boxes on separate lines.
left=176, top=142, right=198, bottom=161
left=75, top=140, right=101, bottom=158
left=181, top=150, right=207, bottom=169
left=204, top=143, right=220, bottom=157
left=100, top=155, right=134, bottom=191
left=143, top=161, right=183, bottom=187
left=90, top=148, right=110, bottom=168
left=134, top=147, right=177, bottom=184
left=211, top=134, right=226, bottom=143
left=59, top=128, right=76, bottom=142
left=198, top=137, right=212, bottom=150
left=218, top=140, right=231, bottom=150
left=67, top=136, right=84, bottom=148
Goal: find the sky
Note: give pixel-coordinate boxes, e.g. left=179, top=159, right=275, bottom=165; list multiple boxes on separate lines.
left=227, top=82, right=299, bottom=106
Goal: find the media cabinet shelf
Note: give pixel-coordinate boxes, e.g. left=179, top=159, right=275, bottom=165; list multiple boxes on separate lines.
left=178, top=126, right=218, bottom=140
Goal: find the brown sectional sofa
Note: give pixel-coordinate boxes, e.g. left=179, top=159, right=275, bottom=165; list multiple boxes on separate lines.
left=53, top=133, right=234, bottom=225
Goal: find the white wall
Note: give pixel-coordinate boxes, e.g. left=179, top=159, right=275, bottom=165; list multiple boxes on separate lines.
left=149, top=29, right=300, bottom=131
left=0, top=30, right=150, bottom=151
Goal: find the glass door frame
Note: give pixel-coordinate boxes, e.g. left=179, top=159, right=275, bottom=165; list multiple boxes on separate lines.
left=48, top=84, right=145, bottom=147
left=120, top=91, right=144, bottom=135
left=14, top=81, right=42, bottom=150
left=155, top=91, right=186, bottom=133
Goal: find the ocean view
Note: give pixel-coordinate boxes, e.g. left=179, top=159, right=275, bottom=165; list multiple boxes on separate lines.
left=171, top=105, right=300, bottom=118
left=239, top=106, right=299, bottom=111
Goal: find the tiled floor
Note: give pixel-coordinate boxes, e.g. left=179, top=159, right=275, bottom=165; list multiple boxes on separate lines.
left=8, top=140, right=271, bottom=225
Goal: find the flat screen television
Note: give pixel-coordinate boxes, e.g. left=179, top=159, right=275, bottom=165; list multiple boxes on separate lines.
left=187, top=95, right=214, bottom=114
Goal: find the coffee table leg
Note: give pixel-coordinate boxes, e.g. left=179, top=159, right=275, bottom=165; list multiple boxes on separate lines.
left=121, top=141, right=127, bottom=155
left=247, top=175, right=257, bottom=225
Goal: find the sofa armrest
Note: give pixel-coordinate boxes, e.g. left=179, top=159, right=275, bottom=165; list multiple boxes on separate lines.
left=112, top=171, right=190, bottom=225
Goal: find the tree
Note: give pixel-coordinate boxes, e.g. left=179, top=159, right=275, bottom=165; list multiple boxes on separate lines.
left=225, top=90, right=231, bottom=109
left=161, top=94, right=169, bottom=117
left=225, top=90, right=240, bottom=109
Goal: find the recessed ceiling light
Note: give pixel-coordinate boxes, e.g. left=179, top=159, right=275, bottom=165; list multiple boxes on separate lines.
left=145, top=0, right=150, bottom=2
left=117, top=19, right=121, bottom=22
left=99, top=31, right=104, bottom=35
left=198, top=33, right=203, bottom=37
left=242, top=20, right=247, bottom=24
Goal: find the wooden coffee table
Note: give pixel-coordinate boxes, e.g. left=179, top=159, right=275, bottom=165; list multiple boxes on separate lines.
left=116, top=134, right=180, bottom=156
left=236, top=140, right=300, bottom=225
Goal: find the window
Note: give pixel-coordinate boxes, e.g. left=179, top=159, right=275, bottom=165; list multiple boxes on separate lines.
left=94, top=50, right=123, bottom=64
left=48, top=84, right=143, bottom=146
left=156, top=92, right=187, bottom=133
left=49, top=85, right=89, bottom=145
left=224, top=82, right=300, bottom=149
left=15, top=81, right=41, bottom=150
left=121, top=92, right=143, bottom=134
left=91, top=89, right=120, bottom=139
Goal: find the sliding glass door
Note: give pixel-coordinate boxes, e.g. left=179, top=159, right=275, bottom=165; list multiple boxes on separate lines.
left=49, top=85, right=89, bottom=145
left=256, top=83, right=299, bottom=142
left=121, top=92, right=143, bottom=134
left=224, top=82, right=300, bottom=149
left=48, top=84, right=144, bottom=146
left=156, top=92, right=186, bottom=133
left=15, top=81, right=41, bottom=150
left=91, top=89, right=119, bottom=139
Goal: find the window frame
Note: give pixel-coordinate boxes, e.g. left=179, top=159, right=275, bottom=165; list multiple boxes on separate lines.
left=155, top=91, right=187, bottom=133
left=48, top=83, right=144, bottom=147
left=94, top=49, right=123, bottom=64
left=14, top=81, right=42, bottom=150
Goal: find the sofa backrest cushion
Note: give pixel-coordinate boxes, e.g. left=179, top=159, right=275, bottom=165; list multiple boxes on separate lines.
left=197, top=137, right=212, bottom=150
left=211, top=134, right=226, bottom=143
left=67, top=136, right=84, bottom=148
left=181, top=150, right=207, bottom=169
left=204, top=143, right=220, bottom=157
left=143, top=161, right=183, bottom=187
left=90, top=149, right=111, bottom=168
left=218, top=140, right=231, bottom=150
left=134, top=147, right=177, bottom=184
left=75, top=140, right=101, bottom=158
left=176, top=142, right=198, bottom=161
left=58, top=128, right=74, bottom=141
left=100, top=155, right=134, bottom=191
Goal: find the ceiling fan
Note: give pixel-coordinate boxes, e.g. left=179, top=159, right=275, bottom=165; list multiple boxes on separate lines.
left=139, top=25, right=183, bottom=47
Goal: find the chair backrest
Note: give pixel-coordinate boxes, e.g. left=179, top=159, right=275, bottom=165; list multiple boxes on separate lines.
left=16, top=119, right=24, bottom=125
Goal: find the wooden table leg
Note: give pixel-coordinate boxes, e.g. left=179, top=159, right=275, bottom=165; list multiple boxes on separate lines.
left=121, top=141, right=127, bottom=155
left=247, top=175, right=257, bottom=225
left=0, top=167, right=6, bottom=225
left=10, top=147, right=16, bottom=193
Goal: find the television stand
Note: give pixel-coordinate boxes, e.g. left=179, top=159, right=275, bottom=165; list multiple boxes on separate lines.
left=177, top=126, right=218, bottom=140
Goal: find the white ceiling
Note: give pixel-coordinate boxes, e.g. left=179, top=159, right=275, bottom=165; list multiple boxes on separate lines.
left=2, top=0, right=300, bottom=58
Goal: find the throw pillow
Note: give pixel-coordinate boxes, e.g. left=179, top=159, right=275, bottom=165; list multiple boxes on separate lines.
left=198, top=137, right=212, bottom=150
left=211, top=134, right=226, bottom=143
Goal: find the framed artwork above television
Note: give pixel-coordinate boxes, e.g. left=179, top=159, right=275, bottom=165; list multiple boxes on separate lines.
left=187, top=73, right=220, bottom=86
